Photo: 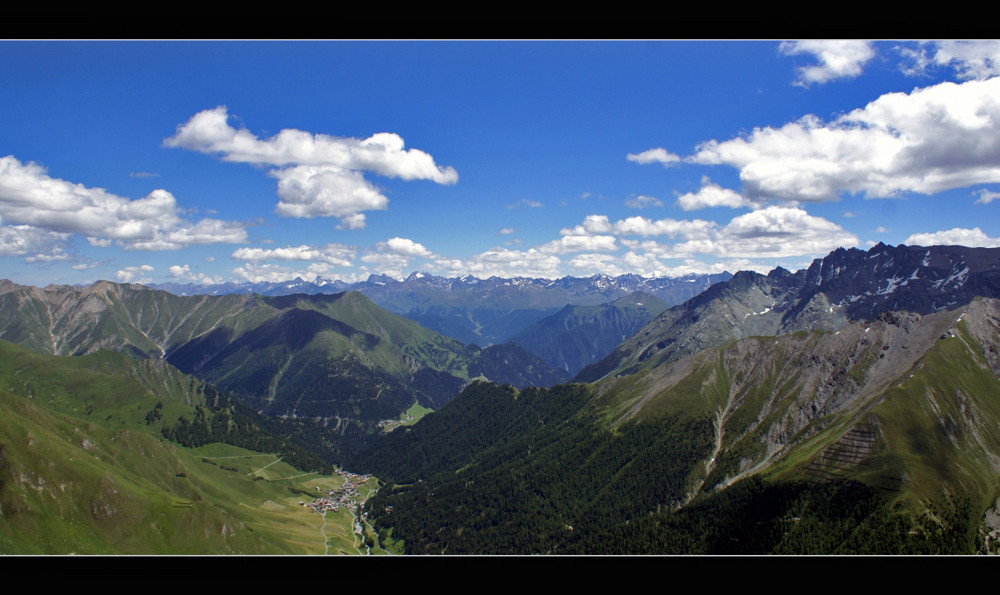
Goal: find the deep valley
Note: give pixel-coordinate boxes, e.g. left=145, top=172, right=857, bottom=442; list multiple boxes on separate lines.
left=3, top=244, right=1000, bottom=555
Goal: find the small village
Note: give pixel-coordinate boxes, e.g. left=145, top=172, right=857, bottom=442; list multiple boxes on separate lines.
left=376, top=413, right=415, bottom=433
left=304, top=469, right=374, bottom=515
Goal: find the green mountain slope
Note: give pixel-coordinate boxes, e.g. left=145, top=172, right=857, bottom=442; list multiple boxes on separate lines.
left=359, top=299, right=1000, bottom=554
left=509, top=291, right=669, bottom=376
left=0, top=340, right=377, bottom=554
left=0, top=281, right=566, bottom=462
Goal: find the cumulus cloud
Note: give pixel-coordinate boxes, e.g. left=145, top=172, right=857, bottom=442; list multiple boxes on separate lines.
left=164, top=106, right=457, bottom=229
left=561, top=214, right=717, bottom=240
left=0, top=155, right=248, bottom=250
left=116, top=264, right=154, bottom=284
left=712, top=206, right=859, bottom=257
left=168, top=264, right=223, bottom=285
left=231, top=243, right=355, bottom=267
left=587, top=206, right=857, bottom=260
left=381, top=237, right=435, bottom=257
left=269, top=166, right=387, bottom=229
left=626, top=147, right=681, bottom=166
left=632, top=208, right=853, bottom=260
left=351, top=206, right=858, bottom=280
left=0, top=224, right=71, bottom=262
left=919, top=40, right=1000, bottom=81
left=904, top=227, right=1000, bottom=248
left=779, top=40, right=876, bottom=86
left=231, top=260, right=369, bottom=284
left=359, top=237, right=439, bottom=278
left=675, top=177, right=754, bottom=211
left=689, top=76, right=1000, bottom=203
left=539, top=234, right=618, bottom=254
left=566, top=252, right=626, bottom=276
left=426, top=246, right=563, bottom=279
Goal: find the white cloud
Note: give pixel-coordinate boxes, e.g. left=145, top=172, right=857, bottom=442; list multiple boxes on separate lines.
left=116, top=264, right=154, bottom=284
left=625, top=194, right=663, bottom=209
left=689, top=77, right=1000, bottom=202
left=539, top=234, right=617, bottom=254
left=168, top=264, right=223, bottom=285
left=675, top=177, right=753, bottom=211
left=164, top=106, right=458, bottom=182
left=231, top=243, right=355, bottom=267
left=779, top=40, right=876, bottom=86
left=566, top=253, right=626, bottom=276
left=658, top=257, right=773, bottom=277
left=231, top=261, right=364, bottom=284
left=0, top=224, right=71, bottom=262
left=507, top=198, right=543, bottom=209
left=382, top=237, right=435, bottom=257
left=360, top=237, right=438, bottom=278
left=616, top=206, right=857, bottom=260
left=561, top=214, right=717, bottom=240
left=124, top=217, right=250, bottom=251
left=270, top=165, right=388, bottom=228
left=164, top=106, right=457, bottom=229
left=499, top=227, right=516, bottom=235
left=547, top=207, right=855, bottom=277
left=904, top=227, right=1000, bottom=248
left=626, top=147, right=681, bottom=166
left=426, top=247, right=563, bottom=279
left=0, top=155, right=248, bottom=250
left=715, top=206, right=858, bottom=257
left=974, top=189, right=1000, bottom=205
left=927, top=40, right=1000, bottom=81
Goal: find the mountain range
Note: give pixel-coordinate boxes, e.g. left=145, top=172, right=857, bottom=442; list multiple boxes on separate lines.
left=0, top=281, right=566, bottom=461
left=3, top=243, right=1000, bottom=554
left=578, top=242, right=1000, bottom=382
left=153, top=271, right=731, bottom=347
left=358, top=243, right=1000, bottom=554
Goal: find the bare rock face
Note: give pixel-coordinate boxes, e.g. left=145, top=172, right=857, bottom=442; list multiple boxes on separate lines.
left=599, top=289, right=1000, bottom=510
left=578, top=244, right=1000, bottom=384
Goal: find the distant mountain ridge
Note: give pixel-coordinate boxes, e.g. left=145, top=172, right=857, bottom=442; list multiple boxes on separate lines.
left=153, top=271, right=732, bottom=347
left=0, top=281, right=567, bottom=461
left=153, top=271, right=731, bottom=302
left=359, top=243, right=1000, bottom=554
left=508, top=291, right=670, bottom=376
left=577, top=243, right=1000, bottom=382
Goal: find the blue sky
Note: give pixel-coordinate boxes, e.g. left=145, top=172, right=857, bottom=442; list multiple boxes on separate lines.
left=2, top=40, right=1000, bottom=286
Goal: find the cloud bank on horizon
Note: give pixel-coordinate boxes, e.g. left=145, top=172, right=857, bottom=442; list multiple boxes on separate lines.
left=2, top=40, right=1000, bottom=287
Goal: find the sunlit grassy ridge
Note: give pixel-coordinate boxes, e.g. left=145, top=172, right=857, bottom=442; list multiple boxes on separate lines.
left=0, top=340, right=373, bottom=554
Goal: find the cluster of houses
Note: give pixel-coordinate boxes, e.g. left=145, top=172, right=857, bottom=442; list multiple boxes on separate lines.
left=304, top=469, right=373, bottom=514
left=376, top=413, right=415, bottom=433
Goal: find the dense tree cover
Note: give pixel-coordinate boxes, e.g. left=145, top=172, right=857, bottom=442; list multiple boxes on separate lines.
left=359, top=381, right=720, bottom=554
left=349, top=381, right=593, bottom=482
left=358, top=380, right=987, bottom=555
left=161, top=382, right=333, bottom=475
left=466, top=344, right=570, bottom=388
left=567, top=477, right=982, bottom=555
